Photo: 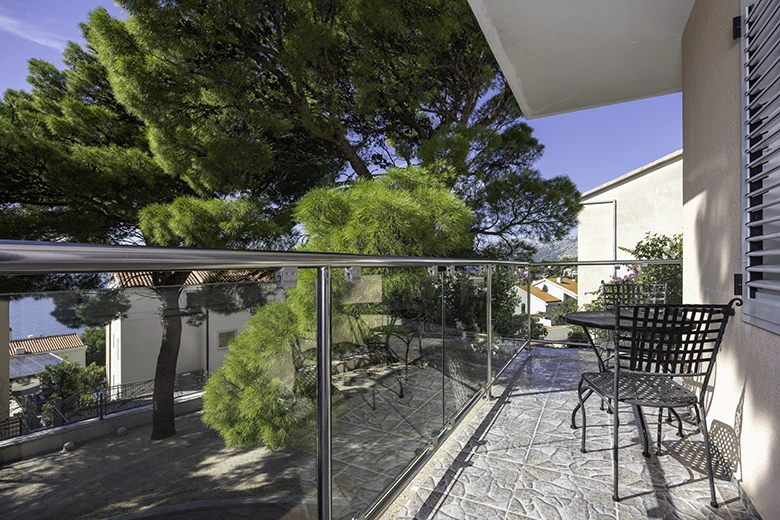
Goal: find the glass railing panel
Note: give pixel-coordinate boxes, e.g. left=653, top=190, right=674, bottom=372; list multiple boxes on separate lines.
left=440, top=265, right=488, bottom=425
left=0, top=269, right=318, bottom=519
left=491, top=264, right=528, bottom=378
left=331, top=266, right=443, bottom=519
left=519, top=260, right=684, bottom=387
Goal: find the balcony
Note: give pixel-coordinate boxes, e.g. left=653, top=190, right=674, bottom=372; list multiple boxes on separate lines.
left=0, top=241, right=757, bottom=519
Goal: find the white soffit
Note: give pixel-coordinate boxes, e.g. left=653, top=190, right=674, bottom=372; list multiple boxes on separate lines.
left=468, top=0, right=695, bottom=119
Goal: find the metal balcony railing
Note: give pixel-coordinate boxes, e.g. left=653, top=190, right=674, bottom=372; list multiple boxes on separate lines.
left=0, top=239, right=682, bottom=520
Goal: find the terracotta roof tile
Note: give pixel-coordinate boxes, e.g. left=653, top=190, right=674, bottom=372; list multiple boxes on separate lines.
left=113, top=270, right=272, bottom=288
left=9, top=334, right=84, bottom=356
left=546, top=277, right=578, bottom=294
left=516, top=284, right=561, bottom=303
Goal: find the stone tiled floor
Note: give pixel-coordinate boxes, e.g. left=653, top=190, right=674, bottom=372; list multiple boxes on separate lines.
left=394, top=347, right=759, bottom=520
left=331, top=336, right=492, bottom=519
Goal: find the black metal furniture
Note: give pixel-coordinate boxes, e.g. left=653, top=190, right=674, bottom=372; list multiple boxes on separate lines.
left=602, top=282, right=667, bottom=310
left=563, top=310, right=615, bottom=371
left=575, top=299, right=741, bottom=507
left=565, top=310, right=680, bottom=452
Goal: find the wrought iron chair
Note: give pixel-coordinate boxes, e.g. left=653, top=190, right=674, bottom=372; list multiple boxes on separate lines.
left=575, top=299, right=741, bottom=506
left=588, top=282, right=669, bottom=370
left=571, top=282, right=669, bottom=426
left=602, top=282, right=668, bottom=311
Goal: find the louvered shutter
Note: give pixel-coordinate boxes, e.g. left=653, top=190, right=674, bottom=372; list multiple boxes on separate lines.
left=743, top=0, right=780, bottom=331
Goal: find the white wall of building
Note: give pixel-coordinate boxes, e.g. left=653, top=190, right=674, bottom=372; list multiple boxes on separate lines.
left=577, top=151, right=683, bottom=305
left=107, top=287, right=259, bottom=385
left=532, top=279, right=576, bottom=302
left=683, top=1, right=780, bottom=515
left=514, top=288, right=559, bottom=316
left=59, top=347, right=86, bottom=367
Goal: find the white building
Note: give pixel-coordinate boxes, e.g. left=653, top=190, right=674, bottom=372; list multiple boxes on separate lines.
left=514, top=285, right=561, bottom=316
left=106, top=272, right=273, bottom=386
left=8, top=334, right=87, bottom=370
left=533, top=277, right=578, bottom=303
left=577, top=151, right=683, bottom=306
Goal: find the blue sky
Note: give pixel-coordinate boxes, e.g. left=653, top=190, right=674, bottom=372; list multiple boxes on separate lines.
left=0, top=1, right=682, bottom=194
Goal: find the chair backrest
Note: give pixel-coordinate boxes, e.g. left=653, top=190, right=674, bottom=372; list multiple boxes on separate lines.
left=602, top=282, right=667, bottom=311
left=614, top=299, right=741, bottom=384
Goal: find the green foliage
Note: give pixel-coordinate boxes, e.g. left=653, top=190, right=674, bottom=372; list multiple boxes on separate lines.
left=567, top=326, right=588, bottom=342
left=4, top=0, right=585, bottom=440
left=202, top=302, right=314, bottom=449
left=41, top=360, right=105, bottom=401
left=542, top=257, right=578, bottom=279
left=549, top=297, right=578, bottom=326
left=48, top=290, right=130, bottom=328
left=87, top=0, right=581, bottom=253
left=619, top=233, right=683, bottom=304
left=296, top=167, right=474, bottom=257
left=81, top=327, right=106, bottom=366
left=40, top=360, right=105, bottom=425
left=204, top=168, right=473, bottom=447
left=1, top=17, right=326, bottom=439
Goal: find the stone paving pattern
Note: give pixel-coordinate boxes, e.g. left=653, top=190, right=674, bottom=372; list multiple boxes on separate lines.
left=394, top=347, right=760, bottom=520
left=331, top=335, right=491, bottom=519
left=0, top=341, right=759, bottom=520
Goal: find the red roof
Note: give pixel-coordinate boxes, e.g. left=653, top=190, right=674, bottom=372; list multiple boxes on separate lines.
left=545, top=277, right=579, bottom=294
left=9, top=334, right=85, bottom=356
left=112, top=270, right=272, bottom=288
left=516, top=284, right=561, bottom=303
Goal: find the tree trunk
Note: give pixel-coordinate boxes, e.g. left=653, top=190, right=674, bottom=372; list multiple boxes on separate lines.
left=150, top=273, right=189, bottom=440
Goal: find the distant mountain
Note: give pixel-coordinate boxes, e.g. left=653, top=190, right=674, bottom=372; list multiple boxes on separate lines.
left=531, top=236, right=578, bottom=261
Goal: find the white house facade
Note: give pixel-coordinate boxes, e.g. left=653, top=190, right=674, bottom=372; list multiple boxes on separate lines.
left=106, top=272, right=276, bottom=387
left=532, top=277, right=578, bottom=302
left=577, top=151, right=683, bottom=305
left=513, top=285, right=561, bottom=316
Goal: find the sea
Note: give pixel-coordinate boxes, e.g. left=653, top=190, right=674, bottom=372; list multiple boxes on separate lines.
left=8, top=297, right=85, bottom=340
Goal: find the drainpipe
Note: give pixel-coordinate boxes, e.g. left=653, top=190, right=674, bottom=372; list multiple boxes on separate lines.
left=205, top=309, right=210, bottom=375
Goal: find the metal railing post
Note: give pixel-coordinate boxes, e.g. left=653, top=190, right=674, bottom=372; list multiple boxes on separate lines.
left=485, top=265, right=493, bottom=400
left=317, top=266, right=332, bottom=520
left=526, top=265, right=532, bottom=349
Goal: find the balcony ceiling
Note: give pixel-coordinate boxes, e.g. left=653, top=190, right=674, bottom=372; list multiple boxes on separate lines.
left=468, top=0, right=695, bottom=119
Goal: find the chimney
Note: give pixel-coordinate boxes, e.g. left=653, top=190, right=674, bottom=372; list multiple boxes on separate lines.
left=557, top=276, right=563, bottom=284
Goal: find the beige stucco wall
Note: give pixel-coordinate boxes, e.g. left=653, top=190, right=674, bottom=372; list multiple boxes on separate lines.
left=59, top=346, right=86, bottom=367
left=577, top=153, right=683, bottom=305
left=683, top=1, right=780, bottom=517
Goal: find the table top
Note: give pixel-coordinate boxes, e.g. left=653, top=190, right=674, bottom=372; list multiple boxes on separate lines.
left=563, top=311, right=616, bottom=329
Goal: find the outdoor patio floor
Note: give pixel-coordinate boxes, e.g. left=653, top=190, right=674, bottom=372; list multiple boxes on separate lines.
left=392, top=347, right=760, bottom=520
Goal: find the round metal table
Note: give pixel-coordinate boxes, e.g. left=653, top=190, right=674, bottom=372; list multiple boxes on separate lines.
left=563, top=310, right=616, bottom=330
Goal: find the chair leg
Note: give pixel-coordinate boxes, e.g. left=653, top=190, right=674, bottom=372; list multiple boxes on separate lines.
left=694, top=403, right=718, bottom=508
left=657, top=408, right=663, bottom=455
left=571, top=388, right=593, bottom=429
left=612, top=398, right=620, bottom=502
left=668, top=408, right=685, bottom=437
left=578, top=379, right=588, bottom=453
left=635, top=406, right=650, bottom=458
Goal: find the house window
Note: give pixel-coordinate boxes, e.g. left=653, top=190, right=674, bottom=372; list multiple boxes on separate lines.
left=521, top=303, right=526, bottom=314
left=742, top=0, right=780, bottom=333
left=218, top=330, right=237, bottom=350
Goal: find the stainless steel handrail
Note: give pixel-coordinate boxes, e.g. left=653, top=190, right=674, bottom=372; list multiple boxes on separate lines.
left=0, top=239, right=681, bottom=273
left=0, top=239, right=683, bottom=520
